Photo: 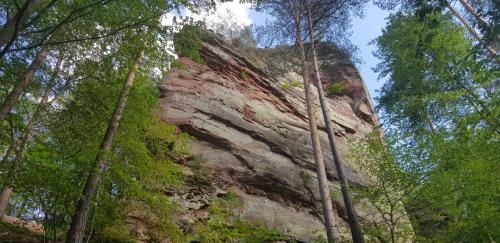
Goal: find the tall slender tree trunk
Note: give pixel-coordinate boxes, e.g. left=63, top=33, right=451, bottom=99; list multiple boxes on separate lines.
left=0, top=0, right=39, bottom=44
left=304, top=3, right=364, bottom=243
left=0, top=0, right=43, bottom=58
left=1, top=142, right=14, bottom=164
left=0, top=129, right=34, bottom=217
left=457, top=0, right=500, bottom=42
left=65, top=42, right=146, bottom=243
left=292, top=6, right=339, bottom=242
left=458, top=0, right=489, bottom=28
left=0, top=47, right=49, bottom=122
left=0, top=57, right=58, bottom=216
left=446, top=2, right=497, bottom=57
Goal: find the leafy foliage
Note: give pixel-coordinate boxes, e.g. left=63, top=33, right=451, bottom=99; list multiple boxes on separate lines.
left=239, top=71, right=248, bottom=79
left=4, top=56, right=190, bottom=242
left=407, top=128, right=500, bottom=242
left=350, top=129, right=417, bottom=242
left=204, top=9, right=257, bottom=49
left=280, top=79, right=302, bottom=90
left=326, top=82, right=346, bottom=96
left=174, top=24, right=206, bottom=64
left=373, top=9, right=500, bottom=242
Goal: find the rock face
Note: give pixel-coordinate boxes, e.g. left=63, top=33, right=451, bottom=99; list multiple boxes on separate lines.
left=159, top=32, right=379, bottom=242
left=0, top=216, right=44, bottom=242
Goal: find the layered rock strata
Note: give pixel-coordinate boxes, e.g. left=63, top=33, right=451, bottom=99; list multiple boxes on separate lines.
left=159, top=32, right=379, bottom=242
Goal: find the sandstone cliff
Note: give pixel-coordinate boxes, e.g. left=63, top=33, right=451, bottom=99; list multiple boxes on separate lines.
left=159, top=32, right=380, bottom=242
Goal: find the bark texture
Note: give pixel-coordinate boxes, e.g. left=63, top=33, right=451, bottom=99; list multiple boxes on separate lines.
left=457, top=0, right=499, bottom=42
left=0, top=142, right=14, bottom=164
left=293, top=6, right=339, bottom=242
left=0, top=47, right=49, bottom=122
left=305, top=2, right=365, bottom=242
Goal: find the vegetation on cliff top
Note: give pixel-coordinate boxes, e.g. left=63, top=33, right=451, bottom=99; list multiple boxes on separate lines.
left=174, top=24, right=206, bottom=64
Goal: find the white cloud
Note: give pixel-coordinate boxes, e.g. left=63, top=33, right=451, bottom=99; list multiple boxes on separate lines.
left=160, top=12, right=176, bottom=27
left=160, top=1, right=253, bottom=60
left=186, top=1, right=252, bottom=27
left=161, top=2, right=252, bottom=29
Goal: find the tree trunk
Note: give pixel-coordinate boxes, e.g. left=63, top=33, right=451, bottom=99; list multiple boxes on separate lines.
left=0, top=187, right=12, bottom=217
left=446, top=2, right=497, bottom=57
left=292, top=6, right=339, bottom=242
left=457, top=0, right=500, bottom=42
left=0, top=57, right=59, bottom=216
left=1, top=142, right=14, bottom=164
left=0, top=0, right=43, bottom=56
left=390, top=226, right=396, bottom=243
left=458, top=0, right=490, bottom=28
left=304, top=3, right=364, bottom=243
left=0, top=47, right=49, bottom=122
left=0, top=98, right=41, bottom=216
left=65, top=44, right=146, bottom=243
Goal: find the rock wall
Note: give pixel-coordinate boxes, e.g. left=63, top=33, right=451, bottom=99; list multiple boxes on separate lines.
left=159, top=32, right=380, bottom=242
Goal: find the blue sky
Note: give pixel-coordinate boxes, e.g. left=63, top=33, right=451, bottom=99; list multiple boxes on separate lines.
left=350, top=3, right=391, bottom=102
left=184, top=1, right=391, bottom=103
left=248, top=2, right=391, bottom=103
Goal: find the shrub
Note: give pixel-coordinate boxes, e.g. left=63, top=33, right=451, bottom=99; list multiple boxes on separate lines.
left=301, top=170, right=313, bottom=185
left=239, top=71, right=248, bottom=79
left=170, top=60, right=187, bottom=70
left=249, top=60, right=261, bottom=70
left=290, top=79, right=302, bottom=88
left=280, top=81, right=292, bottom=90
left=281, top=80, right=302, bottom=90
left=326, top=82, right=346, bottom=96
left=94, top=222, right=134, bottom=243
left=189, top=155, right=213, bottom=185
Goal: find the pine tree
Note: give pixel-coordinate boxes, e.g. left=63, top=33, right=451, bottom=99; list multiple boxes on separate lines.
left=304, top=0, right=364, bottom=242
left=256, top=1, right=341, bottom=241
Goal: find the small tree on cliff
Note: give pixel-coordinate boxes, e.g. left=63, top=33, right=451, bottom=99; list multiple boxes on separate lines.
left=173, top=23, right=206, bottom=64
left=206, top=10, right=256, bottom=49
left=350, top=129, right=418, bottom=243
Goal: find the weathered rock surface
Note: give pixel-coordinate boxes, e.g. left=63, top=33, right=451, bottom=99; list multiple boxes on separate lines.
left=0, top=216, right=44, bottom=242
left=159, top=32, right=379, bottom=242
